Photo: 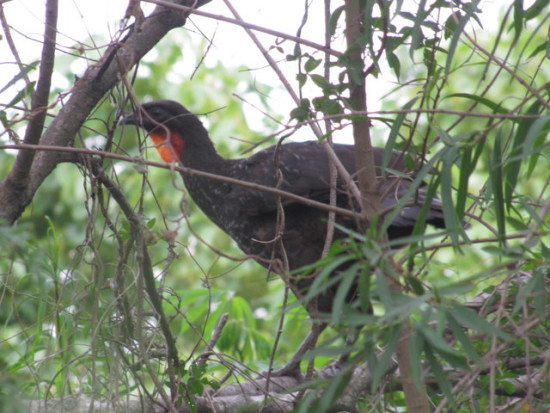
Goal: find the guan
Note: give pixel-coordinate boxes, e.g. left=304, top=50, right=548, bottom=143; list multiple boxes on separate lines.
left=121, top=100, right=448, bottom=316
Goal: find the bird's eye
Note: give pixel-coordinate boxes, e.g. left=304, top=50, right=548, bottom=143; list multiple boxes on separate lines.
left=148, top=107, right=162, bottom=117
left=147, top=106, right=171, bottom=123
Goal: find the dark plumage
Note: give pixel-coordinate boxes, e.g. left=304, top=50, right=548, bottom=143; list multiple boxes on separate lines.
left=121, top=100, right=447, bottom=314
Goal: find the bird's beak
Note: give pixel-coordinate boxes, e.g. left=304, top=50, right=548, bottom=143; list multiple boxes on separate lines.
left=119, top=112, right=137, bottom=126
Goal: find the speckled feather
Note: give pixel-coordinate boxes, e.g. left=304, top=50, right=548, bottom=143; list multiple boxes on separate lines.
left=122, top=100, right=447, bottom=313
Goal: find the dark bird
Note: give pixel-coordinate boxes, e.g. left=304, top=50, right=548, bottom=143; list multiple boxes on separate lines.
left=121, top=100, right=448, bottom=315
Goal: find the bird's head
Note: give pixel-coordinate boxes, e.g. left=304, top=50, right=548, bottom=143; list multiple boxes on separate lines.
left=120, top=100, right=208, bottom=163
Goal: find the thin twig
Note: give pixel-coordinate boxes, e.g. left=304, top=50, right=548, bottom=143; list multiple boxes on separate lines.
left=90, top=161, right=181, bottom=410
left=0, top=5, right=31, bottom=87
left=0, top=143, right=359, bottom=219
left=8, top=0, right=58, bottom=186
left=196, top=313, right=229, bottom=367
left=221, top=0, right=363, bottom=207
left=143, top=0, right=343, bottom=57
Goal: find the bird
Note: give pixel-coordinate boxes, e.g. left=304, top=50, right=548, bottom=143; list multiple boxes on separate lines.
left=120, top=100, right=448, bottom=316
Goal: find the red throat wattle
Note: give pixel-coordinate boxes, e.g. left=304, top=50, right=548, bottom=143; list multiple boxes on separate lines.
left=148, top=132, right=185, bottom=163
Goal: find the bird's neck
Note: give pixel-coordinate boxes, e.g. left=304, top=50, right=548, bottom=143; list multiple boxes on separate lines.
left=150, top=120, right=226, bottom=171
left=180, top=133, right=225, bottom=172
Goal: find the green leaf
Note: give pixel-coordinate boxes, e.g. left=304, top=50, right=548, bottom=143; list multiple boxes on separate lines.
left=406, top=275, right=425, bottom=295
left=440, top=146, right=463, bottom=245
left=419, top=324, right=467, bottom=368
left=290, top=98, right=311, bottom=121
left=146, top=218, right=156, bottom=229
left=410, top=0, right=428, bottom=57
left=533, top=267, right=549, bottom=319
left=305, top=255, right=355, bottom=301
left=370, top=326, right=400, bottom=390
left=541, top=242, right=550, bottom=261
left=329, top=5, right=345, bottom=36
left=523, top=115, right=550, bottom=178
left=528, top=39, right=549, bottom=58
left=312, top=96, right=343, bottom=116
left=524, top=0, right=550, bottom=20
left=0, top=61, right=39, bottom=95
left=512, top=266, right=548, bottom=318
left=455, top=146, right=472, bottom=218
left=316, top=371, right=352, bottom=410
left=309, top=74, right=331, bottom=92
left=488, top=131, right=506, bottom=245
left=331, top=263, right=359, bottom=324
left=513, top=0, right=524, bottom=42
left=386, top=51, right=401, bottom=79
left=7, top=81, right=36, bottom=107
left=447, top=312, right=484, bottom=365
left=382, top=97, right=418, bottom=171
left=187, top=376, right=204, bottom=395
left=229, top=296, right=255, bottom=328
left=444, top=12, right=460, bottom=39
left=425, top=346, right=457, bottom=408
left=504, top=100, right=542, bottom=207
left=408, top=327, right=424, bottom=388
left=445, top=93, right=510, bottom=115
left=296, top=73, right=307, bottom=87
left=304, top=57, right=322, bottom=73
left=449, top=302, right=511, bottom=341
left=375, top=267, right=394, bottom=310
left=249, top=329, right=272, bottom=359
left=218, top=319, right=242, bottom=352
left=358, top=264, right=372, bottom=312
left=445, top=0, right=482, bottom=75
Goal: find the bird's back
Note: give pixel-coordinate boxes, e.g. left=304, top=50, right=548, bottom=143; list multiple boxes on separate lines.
left=182, top=140, right=444, bottom=309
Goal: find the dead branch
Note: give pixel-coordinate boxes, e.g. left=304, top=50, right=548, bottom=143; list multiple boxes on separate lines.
left=0, top=0, right=212, bottom=224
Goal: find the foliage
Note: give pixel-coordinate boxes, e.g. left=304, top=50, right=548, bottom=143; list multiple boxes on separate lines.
left=0, top=0, right=549, bottom=412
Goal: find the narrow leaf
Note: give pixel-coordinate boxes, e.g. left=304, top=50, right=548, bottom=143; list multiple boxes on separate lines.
left=445, top=93, right=510, bottom=115
left=440, top=147, right=462, bottom=245
left=513, top=0, right=524, bottom=41
left=419, top=324, right=465, bottom=364
left=382, top=97, right=418, bottom=171
left=524, top=0, right=550, bottom=20
left=408, top=327, right=424, bottom=388
left=504, top=100, right=542, bottom=207
left=445, top=0, right=482, bottom=75
left=488, top=131, right=506, bottom=245
left=523, top=115, right=550, bottom=178
left=447, top=312, right=484, bottom=365
left=331, top=263, right=359, bottom=324
left=410, top=0, right=428, bottom=57
left=370, top=326, right=400, bottom=390
left=0, top=61, right=39, bottom=95
left=425, top=347, right=457, bottom=408
left=450, top=302, right=511, bottom=340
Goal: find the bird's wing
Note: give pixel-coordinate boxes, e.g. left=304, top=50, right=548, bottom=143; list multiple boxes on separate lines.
left=225, top=141, right=446, bottom=229
left=378, top=177, right=446, bottom=229
left=226, top=142, right=356, bottom=216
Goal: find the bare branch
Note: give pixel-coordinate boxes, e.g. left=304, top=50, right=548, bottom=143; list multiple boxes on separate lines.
left=90, top=161, right=181, bottom=409
left=0, top=0, right=212, bottom=224
left=0, top=5, right=31, bottom=86
left=222, top=0, right=363, bottom=206
left=0, top=143, right=360, bottom=219
left=145, top=0, right=343, bottom=57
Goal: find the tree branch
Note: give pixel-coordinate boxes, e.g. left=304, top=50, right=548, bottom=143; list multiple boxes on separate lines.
left=343, top=1, right=430, bottom=412
left=0, top=143, right=360, bottom=219
left=146, top=0, right=342, bottom=57
left=90, top=161, right=181, bottom=409
left=10, top=0, right=58, bottom=184
left=0, top=0, right=212, bottom=224
left=222, top=0, right=363, bottom=207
